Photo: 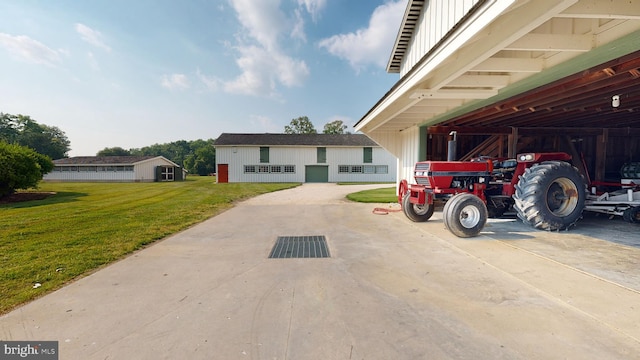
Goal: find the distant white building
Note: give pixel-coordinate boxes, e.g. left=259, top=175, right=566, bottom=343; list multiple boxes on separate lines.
left=214, top=133, right=397, bottom=183
left=43, top=156, right=187, bottom=182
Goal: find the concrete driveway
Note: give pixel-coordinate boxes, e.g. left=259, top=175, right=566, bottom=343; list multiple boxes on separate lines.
left=2, top=183, right=640, bottom=359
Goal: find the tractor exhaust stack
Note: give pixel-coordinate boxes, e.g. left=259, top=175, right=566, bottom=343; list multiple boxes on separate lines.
left=447, top=131, right=457, bottom=161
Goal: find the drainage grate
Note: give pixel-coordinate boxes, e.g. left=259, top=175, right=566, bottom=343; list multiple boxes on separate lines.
left=268, top=235, right=330, bottom=259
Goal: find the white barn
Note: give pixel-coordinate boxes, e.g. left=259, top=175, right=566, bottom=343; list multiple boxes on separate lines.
left=214, top=133, right=397, bottom=183
left=356, top=0, right=640, bottom=192
left=43, top=156, right=186, bottom=182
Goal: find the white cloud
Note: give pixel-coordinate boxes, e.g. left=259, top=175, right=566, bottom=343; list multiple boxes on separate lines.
left=318, top=0, right=405, bottom=71
left=196, top=68, right=221, bottom=91
left=275, top=52, right=309, bottom=87
left=297, top=0, right=326, bottom=22
left=229, top=0, right=287, bottom=51
left=0, top=33, right=62, bottom=66
left=225, top=0, right=311, bottom=98
left=161, top=74, right=190, bottom=90
left=291, top=8, right=306, bottom=42
left=224, top=45, right=309, bottom=97
left=75, top=23, right=111, bottom=52
left=87, top=51, right=100, bottom=71
left=249, top=114, right=280, bottom=132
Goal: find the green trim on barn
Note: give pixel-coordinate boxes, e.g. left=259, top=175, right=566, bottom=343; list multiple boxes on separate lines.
left=305, top=165, right=329, bottom=182
left=363, top=147, right=373, bottom=163
left=317, top=147, right=327, bottom=163
left=174, top=166, right=184, bottom=181
left=260, top=147, right=270, bottom=163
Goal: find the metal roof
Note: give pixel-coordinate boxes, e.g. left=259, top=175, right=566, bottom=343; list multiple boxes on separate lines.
left=214, top=133, right=379, bottom=147
left=53, top=156, right=168, bottom=165
left=386, top=0, right=425, bottom=73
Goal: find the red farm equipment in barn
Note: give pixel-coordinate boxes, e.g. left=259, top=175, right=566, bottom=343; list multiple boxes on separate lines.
left=398, top=149, right=640, bottom=238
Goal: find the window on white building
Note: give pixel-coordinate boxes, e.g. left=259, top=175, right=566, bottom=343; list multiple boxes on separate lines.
left=160, top=166, right=174, bottom=181
left=271, top=165, right=282, bottom=173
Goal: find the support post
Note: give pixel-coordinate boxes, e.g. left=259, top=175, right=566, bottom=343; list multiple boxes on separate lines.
left=595, top=129, right=608, bottom=182
left=508, top=127, right=519, bottom=158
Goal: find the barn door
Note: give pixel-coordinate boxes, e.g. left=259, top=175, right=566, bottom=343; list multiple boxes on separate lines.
left=218, top=164, right=229, bottom=183
left=305, top=165, right=328, bottom=182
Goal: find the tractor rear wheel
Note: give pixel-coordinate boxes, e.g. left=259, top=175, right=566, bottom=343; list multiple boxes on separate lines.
left=443, top=193, right=488, bottom=238
left=402, top=192, right=434, bottom=222
left=514, top=161, right=586, bottom=231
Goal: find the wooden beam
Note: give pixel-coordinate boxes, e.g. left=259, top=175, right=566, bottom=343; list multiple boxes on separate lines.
left=595, top=129, right=608, bottom=182
left=471, top=57, right=544, bottom=73
left=447, top=75, right=511, bottom=88
left=508, top=127, right=519, bottom=158
left=505, top=33, right=592, bottom=52
left=558, top=0, right=640, bottom=19
left=563, top=136, right=589, bottom=180
left=428, top=126, right=512, bottom=135
left=422, top=0, right=579, bottom=90
left=415, top=99, right=464, bottom=107
left=428, top=126, right=640, bottom=137
left=595, top=130, right=608, bottom=182
left=410, top=89, right=498, bottom=100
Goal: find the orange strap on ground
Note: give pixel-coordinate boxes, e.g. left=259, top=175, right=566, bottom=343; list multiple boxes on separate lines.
left=372, top=206, right=402, bottom=215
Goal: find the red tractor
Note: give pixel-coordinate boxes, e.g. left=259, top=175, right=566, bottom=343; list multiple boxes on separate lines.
left=398, top=152, right=588, bottom=237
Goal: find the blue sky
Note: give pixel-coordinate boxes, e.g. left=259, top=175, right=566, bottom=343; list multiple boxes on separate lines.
left=0, top=0, right=406, bottom=157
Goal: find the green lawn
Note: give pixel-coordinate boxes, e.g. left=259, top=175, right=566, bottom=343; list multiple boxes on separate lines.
left=0, top=177, right=298, bottom=314
left=345, top=186, right=397, bottom=203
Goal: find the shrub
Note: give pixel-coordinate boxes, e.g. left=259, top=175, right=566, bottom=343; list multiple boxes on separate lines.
left=0, top=141, right=54, bottom=198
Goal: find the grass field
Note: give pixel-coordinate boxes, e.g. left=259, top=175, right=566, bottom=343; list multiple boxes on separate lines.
left=345, top=186, right=396, bottom=203
left=0, top=177, right=298, bottom=314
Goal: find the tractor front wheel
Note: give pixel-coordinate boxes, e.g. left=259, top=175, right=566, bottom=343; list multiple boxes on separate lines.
left=402, top=192, right=434, bottom=222
left=443, top=193, right=488, bottom=238
left=514, top=161, right=586, bottom=231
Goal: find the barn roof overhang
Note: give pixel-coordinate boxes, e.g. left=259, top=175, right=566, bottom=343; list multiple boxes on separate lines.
left=356, top=0, right=640, bottom=138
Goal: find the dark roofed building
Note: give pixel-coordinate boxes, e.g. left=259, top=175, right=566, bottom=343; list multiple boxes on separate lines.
left=214, top=133, right=396, bottom=183
left=215, top=133, right=378, bottom=147
left=43, top=156, right=186, bottom=182
left=51, top=156, right=159, bottom=165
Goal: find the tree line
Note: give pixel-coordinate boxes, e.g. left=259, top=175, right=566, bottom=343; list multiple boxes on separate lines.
left=0, top=112, right=350, bottom=197
left=0, top=113, right=62, bottom=197
left=284, top=116, right=349, bottom=134
left=1, top=113, right=70, bottom=159
left=98, top=139, right=216, bottom=176
left=96, top=117, right=348, bottom=175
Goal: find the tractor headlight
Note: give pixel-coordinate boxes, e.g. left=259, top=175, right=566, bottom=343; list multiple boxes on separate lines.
left=519, top=153, right=535, bottom=162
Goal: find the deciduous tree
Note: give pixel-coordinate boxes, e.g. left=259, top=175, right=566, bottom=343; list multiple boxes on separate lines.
left=130, top=139, right=216, bottom=175
left=0, top=141, right=54, bottom=198
left=0, top=113, right=70, bottom=159
left=97, top=147, right=131, bottom=156
left=284, top=116, right=317, bottom=134
left=323, top=120, right=349, bottom=134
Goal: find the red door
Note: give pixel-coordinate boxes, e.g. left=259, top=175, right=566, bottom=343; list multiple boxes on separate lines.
left=217, top=164, right=228, bottom=183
